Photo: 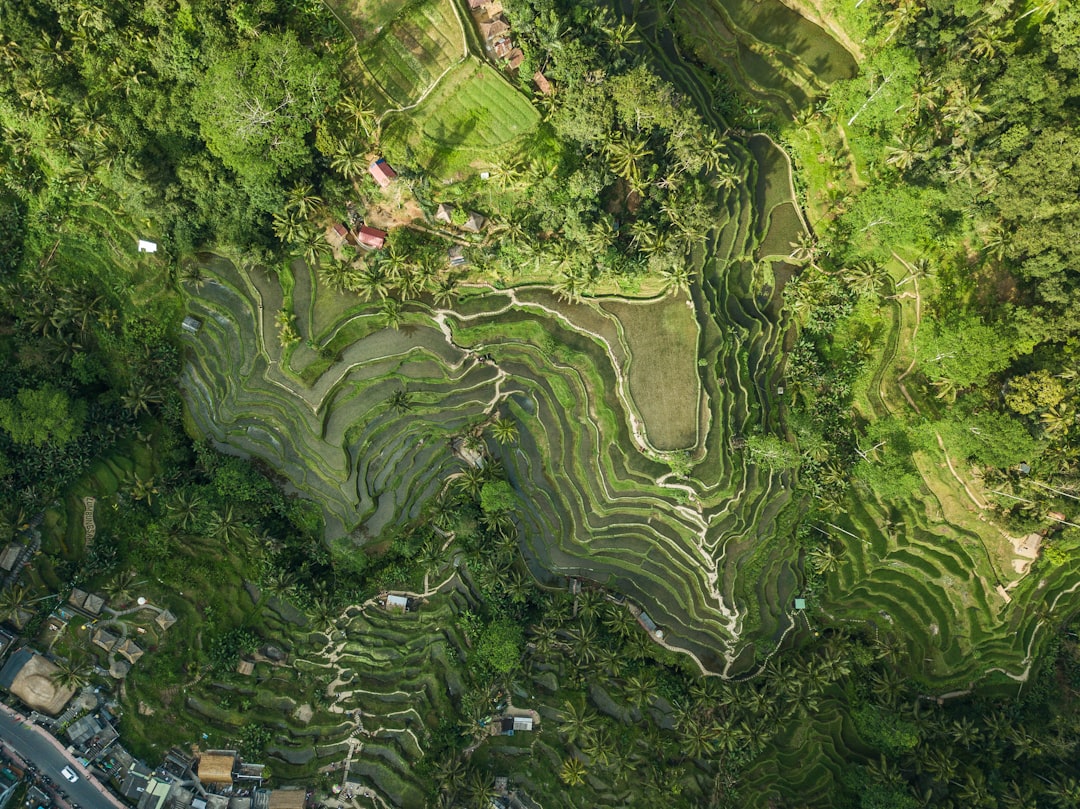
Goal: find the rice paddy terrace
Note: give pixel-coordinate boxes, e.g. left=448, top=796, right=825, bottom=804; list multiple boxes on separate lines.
left=181, top=125, right=797, bottom=675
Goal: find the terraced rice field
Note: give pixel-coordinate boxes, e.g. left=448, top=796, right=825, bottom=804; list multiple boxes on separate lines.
left=381, top=59, right=541, bottom=178
left=653, top=0, right=856, bottom=121
left=354, top=0, right=466, bottom=109
left=180, top=131, right=802, bottom=674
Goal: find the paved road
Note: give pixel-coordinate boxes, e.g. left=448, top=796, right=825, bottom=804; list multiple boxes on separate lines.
left=0, top=708, right=123, bottom=809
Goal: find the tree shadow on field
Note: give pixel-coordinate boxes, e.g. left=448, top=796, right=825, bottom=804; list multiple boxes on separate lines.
left=424, top=115, right=479, bottom=178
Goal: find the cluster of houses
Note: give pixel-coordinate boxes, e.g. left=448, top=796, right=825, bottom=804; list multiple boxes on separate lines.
left=113, top=748, right=306, bottom=809
left=468, top=0, right=524, bottom=70
left=326, top=158, right=397, bottom=252
left=467, top=0, right=552, bottom=94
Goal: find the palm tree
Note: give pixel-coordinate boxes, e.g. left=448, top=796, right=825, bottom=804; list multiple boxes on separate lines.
left=559, top=757, right=587, bottom=787
left=284, top=183, right=323, bottom=218
left=331, top=140, right=368, bottom=179
left=455, top=467, right=486, bottom=500
left=52, top=655, right=91, bottom=691
left=807, top=545, right=840, bottom=576
left=602, top=605, right=637, bottom=639
left=489, top=417, right=518, bottom=446
left=167, top=491, right=202, bottom=530
left=565, top=622, right=599, bottom=666
left=336, top=94, right=379, bottom=140
left=660, top=263, right=691, bottom=292
left=130, top=476, right=158, bottom=506
left=294, top=230, right=330, bottom=268
left=272, top=209, right=304, bottom=245
left=679, top=716, right=718, bottom=759
left=554, top=270, right=586, bottom=303
left=604, top=133, right=653, bottom=182
left=106, top=569, right=138, bottom=603
left=622, top=672, right=657, bottom=711
left=559, top=698, right=597, bottom=746
left=207, top=505, right=245, bottom=545
left=0, top=585, right=29, bottom=624
left=262, top=569, right=298, bottom=602
left=884, top=133, right=928, bottom=173
left=1041, top=405, right=1075, bottom=437
left=432, top=277, right=459, bottom=307
left=352, top=267, right=391, bottom=302
left=379, top=298, right=403, bottom=330
left=388, top=388, right=413, bottom=412
left=121, top=381, right=163, bottom=417
left=321, top=258, right=355, bottom=293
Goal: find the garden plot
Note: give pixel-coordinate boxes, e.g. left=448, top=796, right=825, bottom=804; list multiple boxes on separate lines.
left=381, top=59, right=540, bottom=179
left=354, top=0, right=466, bottom=109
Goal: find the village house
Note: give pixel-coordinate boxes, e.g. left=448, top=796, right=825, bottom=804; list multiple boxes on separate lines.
left=181, top=316, right=202, bottom=334
left=368, top=158, right=397, bottom=188
left=448, top=245, right=467, bottom=267
left=356, top=226, right=387, bottom=250
left=506, top=48, right=524, bottom=70
left=462, top=212, right=486, bottom=233
left=155, top=609, right=177, bottom=631
left=479, top=18, right=509, bottom=40
left=116, top=638, right=144, bottom=664
left=197, top=751, right=239, bottom=787
left=435, top=203, right=454, bottom=225
left=0, top=648, right=76, bottom=715
left=635, top=610, right=664, bottom=639
left=533, top=71, right=552, bottom=95
left=385, top=594, right=409, bottom=612
left=326, top=223, right=350, bottom=248
left=0, top=544, right=22, bottom=572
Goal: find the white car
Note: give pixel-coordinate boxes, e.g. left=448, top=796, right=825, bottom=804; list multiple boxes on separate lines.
left=61, top=767, right=79, bottom=783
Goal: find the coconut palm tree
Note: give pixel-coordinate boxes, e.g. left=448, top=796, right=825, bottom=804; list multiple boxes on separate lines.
left=167, top=491, right=202, bottom=530
left=807, top=545, right=840, bottom=576
left=294, top=229, right=330, bottom=268
left=336, top=94, right=379, bottom=140
left=432, top=277, right=459, bottom=308
left=554, top=270, right=586, bottom=303
left=559, top=757, right=587, bottom=786
left=331, top=140, right=368, bottom=179
left=558, top=698, right=597, bottom=746
left=885, top=133, right=928, bottom=173
left=352, top=267, right=391, bottom=302
left=455, top=467, right=486, bottom=500
left=379, top=298, right=403, bottom=330
left=388, top=389, right=413, bottom=412
left=489, top=417, right=518, bottom=446
left=106, top=569, right=138, bottom=603
left=272, top=209, right=304, bottom=245
left=284, top=183, right=323, bottom=218
left=601, top=604, right=637, bottom=639
left=130, top=475, right=158, bottom=506
left=320, top=258, right=356, bottom=293
left=604, top=133, right=653, bottom=182
left=0, top=585, right=29, bottom=624
left=207, top=505, right=245, bottom=545
left=622, top=671, right=657, bottom=711
left=122, top=381, right=163, bottom=418
left=52, top=655, right=91, bottom=691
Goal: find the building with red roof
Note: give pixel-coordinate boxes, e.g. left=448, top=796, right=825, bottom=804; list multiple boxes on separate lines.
left=356, top=226, right=387, bottom=250
left=368, top=158, right=397, bottom=188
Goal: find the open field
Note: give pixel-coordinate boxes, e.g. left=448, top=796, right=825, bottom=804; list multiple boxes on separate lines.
left=381, top=59, right=540, bottom=178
